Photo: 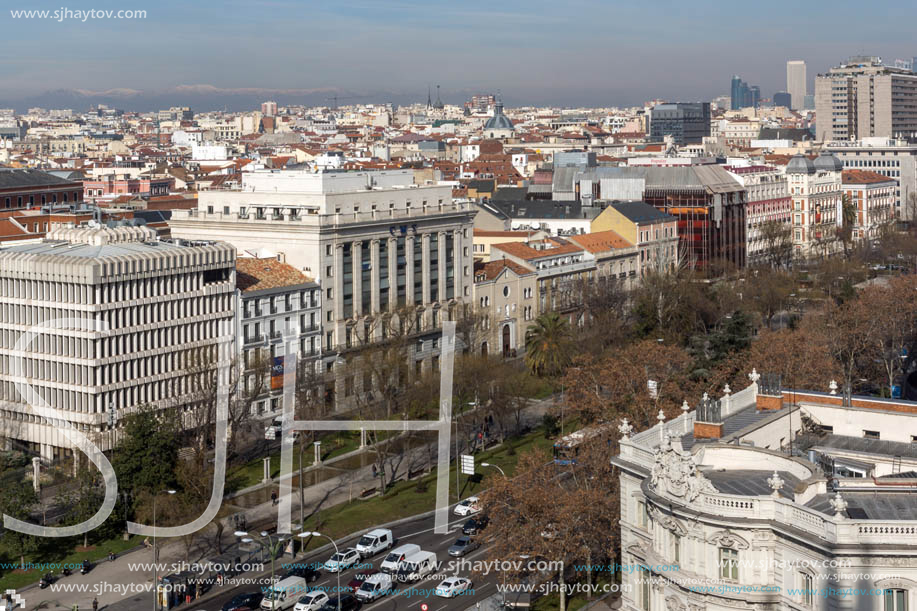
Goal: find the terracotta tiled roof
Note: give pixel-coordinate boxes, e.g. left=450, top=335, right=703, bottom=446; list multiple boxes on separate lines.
left=473, top=258, right=535, bottom=281
left=491, top=240, right=584, bottom=261
left=842, top=170, right=895, bottom=185
left=236, top=258, right=313, bottom=293
left=569, top=230, right=634, bottom=253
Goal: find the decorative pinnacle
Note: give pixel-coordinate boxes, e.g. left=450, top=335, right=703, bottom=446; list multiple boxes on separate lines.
left=618, top=418, right=634, bottom=440
left=748, top=369, right=761, bottom=384
left=829, top=492, right=848, bottom=519
left=767, top=471, right=785, bottom=497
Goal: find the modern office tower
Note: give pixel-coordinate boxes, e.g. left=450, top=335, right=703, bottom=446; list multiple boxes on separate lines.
left=815, top=56, right=917, bottom=141
left=649, top=102, right=711, bottom=145
left=773, top=92, right=792, bottom=108
left=787, top=60, right=807, bottom=110
left=0, top=225, right=236, bottom=461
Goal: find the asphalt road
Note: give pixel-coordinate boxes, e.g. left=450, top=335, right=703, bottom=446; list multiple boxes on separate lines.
left=189, top=507, right=509, bottom=611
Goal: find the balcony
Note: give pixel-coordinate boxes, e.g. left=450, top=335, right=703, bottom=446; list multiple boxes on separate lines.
left=243, top=333, right=266, bottom=345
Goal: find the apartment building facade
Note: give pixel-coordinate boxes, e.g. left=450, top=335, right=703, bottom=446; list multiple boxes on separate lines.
left=0, top=168, right=83, bottom=211
left=0, top=225, right=235, bottom=461
left=815, top=57, right=917, bottom=142
left=826, top=138, right=917, bottom=220
left=786, top=153, right=844, bottom=257
left=235, top=257, right=321, bottom=419
left=842, top=170, right=896, bottom=240
left=591, top=201, right=679, bottom=276
left=725, top=165, right=792, bottom=263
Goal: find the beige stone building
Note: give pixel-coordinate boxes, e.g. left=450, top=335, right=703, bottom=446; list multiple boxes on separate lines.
left=472, top=259, right=536, bottom=357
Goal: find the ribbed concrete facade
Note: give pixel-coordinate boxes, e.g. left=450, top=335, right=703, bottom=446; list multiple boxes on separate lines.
left=0, top=226, right=236, bottom=461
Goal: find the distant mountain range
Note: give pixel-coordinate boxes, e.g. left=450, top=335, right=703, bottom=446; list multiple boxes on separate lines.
left=0, top=85, right=443, bottom=114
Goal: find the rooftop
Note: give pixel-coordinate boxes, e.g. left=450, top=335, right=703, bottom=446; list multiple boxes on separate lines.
left=236, top=257, right=314, bottom=293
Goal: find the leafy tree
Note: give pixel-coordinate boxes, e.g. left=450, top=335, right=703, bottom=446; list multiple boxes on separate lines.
left=111, top=406, right=179, bottom=507
left=524, top=312, right=573, bottom=377
left=0, top=478, right=39, bottom=568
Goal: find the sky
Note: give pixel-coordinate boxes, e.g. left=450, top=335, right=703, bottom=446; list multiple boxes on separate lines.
left=1, top=0, right=916, bottom=109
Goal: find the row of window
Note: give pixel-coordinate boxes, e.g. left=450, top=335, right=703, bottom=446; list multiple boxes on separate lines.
left=2, top=191, right=80, bottom=209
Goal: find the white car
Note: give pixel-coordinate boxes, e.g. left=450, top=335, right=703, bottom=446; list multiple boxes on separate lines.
left=453, top=497, right=481, bottom=516
left=435, top=576, right=473, bottom=598
left=294, top=590, right=329, bottom=611
left=323, top=548, right=361, bottom=573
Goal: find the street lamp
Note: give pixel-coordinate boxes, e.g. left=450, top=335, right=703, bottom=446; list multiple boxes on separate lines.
left=480, top=462, right=506, bottom=477
left=238, top=531, right=284, bottom=610
left=152, top=489, right=176, bottom=611
left=299, top=531, right=341, bottom=611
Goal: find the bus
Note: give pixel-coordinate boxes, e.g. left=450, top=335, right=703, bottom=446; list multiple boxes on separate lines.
left=552, top=424, right=612, bottom=465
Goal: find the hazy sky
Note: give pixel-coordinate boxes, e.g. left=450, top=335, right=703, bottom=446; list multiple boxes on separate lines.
left=2, top=0, right=916, bottom=107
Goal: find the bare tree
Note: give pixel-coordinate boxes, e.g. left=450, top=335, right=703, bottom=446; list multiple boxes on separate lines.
left=758, top=220, right=794, bottom=269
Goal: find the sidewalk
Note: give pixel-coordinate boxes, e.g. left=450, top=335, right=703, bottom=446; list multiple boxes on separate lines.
left=24, top=395, right=556, bottom=610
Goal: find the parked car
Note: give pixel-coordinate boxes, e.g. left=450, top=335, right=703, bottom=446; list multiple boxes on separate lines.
left=447, top=536, right=480, bottom=557
left=453, top=496, right=481, bottom=516
left=435, top=576, right=473, bottom=598
left=355, top=528, right=394, bottom=558
left=462, top=515, right=489, bottom=536
left=223, top=592, right=264, bottom=611
left=293, top=590, right=329, bottom=611
left=324, top=548, right=361, bottom=573
left=347, top=569, right=379, bottom=591
left=319, top=594, right=362, bottom=611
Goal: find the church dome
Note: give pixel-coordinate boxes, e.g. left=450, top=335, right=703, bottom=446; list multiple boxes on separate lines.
left=814, top=152, right=843, bottom=172
left=484, top=101, right=514, bottom=131
left=786, top=154, right=815, bottom=175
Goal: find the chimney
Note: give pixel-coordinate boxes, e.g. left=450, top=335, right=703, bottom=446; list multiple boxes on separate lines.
left=756, top=372, right=784, bottom=411
left=693, top=393, right=724, bottom=440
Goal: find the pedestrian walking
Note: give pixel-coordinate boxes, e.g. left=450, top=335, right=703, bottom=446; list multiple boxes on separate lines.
left=92, top=597, right=99, bottom=611
left=372, top=464, right=378, bottom=478
left=270, top=490, right=278, bottom=506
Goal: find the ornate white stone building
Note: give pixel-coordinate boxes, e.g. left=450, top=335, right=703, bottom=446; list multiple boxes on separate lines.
left=785, top=153, right=844, bottom=258
left=0, top=225, right=236, bottom=461
left=613, top=373, right=917, bottom=611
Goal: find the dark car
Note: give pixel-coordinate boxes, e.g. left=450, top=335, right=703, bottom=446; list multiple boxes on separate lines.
left=222, top=591, right=263, bottom=611
left=347, top=568, right=379, bottom=591
left=447, top=536, right=480, bottom=557
left=462, top=515, right=489, bottom=536
left=284, top=565, right=321, bottom=583
left=320, top=594, right=362, bottom=611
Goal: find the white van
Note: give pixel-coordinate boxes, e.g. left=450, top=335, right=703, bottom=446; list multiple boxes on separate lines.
left=261, top=575, right=307, bottom=610
left=380, top=543, right=420, bottom=573
left=355, top=572, right=393, bottom=602
left=355, top=528, right=394, bottom=558
left=396, top=550, right=438, bottom=582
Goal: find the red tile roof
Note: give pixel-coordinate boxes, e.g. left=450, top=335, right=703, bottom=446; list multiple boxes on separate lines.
left=842, top=170, right=896, bottom=185
left=236, top=258, right=313, bottom=292
left=569, top=230, right=634, bottom=253
left=473, top=259, right=535, bottom=281
left=491, top=240, right=584, bottom=261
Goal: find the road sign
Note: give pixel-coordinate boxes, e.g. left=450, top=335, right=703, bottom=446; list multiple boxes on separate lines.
left=460, top=454, right=474, bottom=476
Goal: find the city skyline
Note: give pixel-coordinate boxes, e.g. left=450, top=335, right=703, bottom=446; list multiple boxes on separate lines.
left=2, top=0, right=916, bottom=110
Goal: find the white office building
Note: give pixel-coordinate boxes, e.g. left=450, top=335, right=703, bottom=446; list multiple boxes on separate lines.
left=0, top=225, right=235, bottom=461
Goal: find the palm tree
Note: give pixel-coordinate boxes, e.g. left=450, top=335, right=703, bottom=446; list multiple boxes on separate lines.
left=524, top=312, right=573, bottom=377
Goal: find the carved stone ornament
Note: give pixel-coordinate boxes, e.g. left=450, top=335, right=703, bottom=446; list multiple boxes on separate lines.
left=648, top=505, right=688, bottom=536
left=651, top=440, right=717, bottom=502
left=707, top=529, right=751, bottom=550
left=665, top=595, right=686, bottom=611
